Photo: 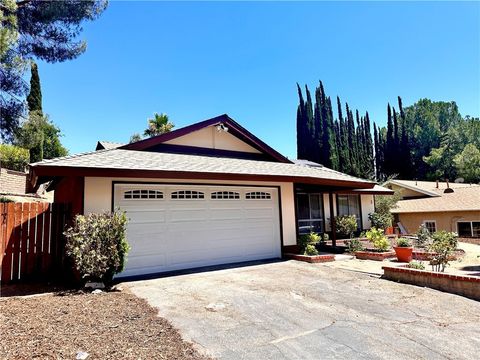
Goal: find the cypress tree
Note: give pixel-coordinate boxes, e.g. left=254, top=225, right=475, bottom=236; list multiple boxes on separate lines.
left=296, top=84, right=308, bottom=159
left=26, top=62, right=44, bottom=162
left=326, top=96, right=339, bottom=169
left=27, top=62, right=43, bottom=114
left=364, top=112, right=374, bottom=179
left=385, top=104, right=394, bottom=176
left=313, top=85, right=324, bottom=164
left=304, top=85, right=315, bottom=158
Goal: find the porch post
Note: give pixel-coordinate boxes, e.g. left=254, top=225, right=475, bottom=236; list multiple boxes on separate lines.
left=329, top=192, right=336, bottom=248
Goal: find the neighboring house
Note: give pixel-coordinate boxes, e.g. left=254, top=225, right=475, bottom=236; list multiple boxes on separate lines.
left=386, top=180, right=480, bottom=238
left=29, top=114, right=391, bottom=277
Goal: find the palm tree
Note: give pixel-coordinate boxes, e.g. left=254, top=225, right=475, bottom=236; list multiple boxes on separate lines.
left=144, top=113, right=174, bottom=137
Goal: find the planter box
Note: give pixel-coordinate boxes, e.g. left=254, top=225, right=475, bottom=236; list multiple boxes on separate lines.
left=382, top=265, right=480, bottom=301
left=355, top=250, right=396, bottom=261
left=284, top=253, right=335, bottom=263
left=412, top=249, right=465, bottom=261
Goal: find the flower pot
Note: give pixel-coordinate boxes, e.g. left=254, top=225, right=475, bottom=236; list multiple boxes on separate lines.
left=385, top=227, right=394, bottom=235
left=394, top=246, right=413, bottom=262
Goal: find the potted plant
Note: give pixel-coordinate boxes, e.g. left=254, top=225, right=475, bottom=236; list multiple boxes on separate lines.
left=394, top=237, right=413, bottom=262
left=355, top=227, right=395, bottom=260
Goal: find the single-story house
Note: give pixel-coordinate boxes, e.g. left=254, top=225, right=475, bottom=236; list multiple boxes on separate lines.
left=386, top=180, right=480, bottom=237
left=29, top=114, right=391, bottom=277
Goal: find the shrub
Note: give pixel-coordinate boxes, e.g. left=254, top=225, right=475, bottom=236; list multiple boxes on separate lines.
left=0, top=144, right=29, bottom=171
left=428, top=231, right=458, bottom=272
left=298, top=231, right=320, bottom=256
left=345, top=238, right=364, bottom=253
left=335, top=215, right=357, bottom=238
left=365, top=227, right=390, bottom=252
left=368, top=212, right=392, bottom=229
left=0, top=196, right=14, bottom=203
left=396, top=237, right=411, bottom=247
left=64, top=211, right=129, bottom=285
left=415, top=224, right=432, bottom=248
left=407, top=261, right=425, bottom=270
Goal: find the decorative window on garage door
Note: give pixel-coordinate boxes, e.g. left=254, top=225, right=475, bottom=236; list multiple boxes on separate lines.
left=245, top=191, right=271, bottom=200
left=211, top=191, right=240, bottom=200
left=171, top=190, right=205, bottom=199
left=124, top=189, right=163, bottom=199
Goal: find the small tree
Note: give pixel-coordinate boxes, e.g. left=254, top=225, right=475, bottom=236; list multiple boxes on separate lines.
left=0, top=144, right=29, bottom=171
left=369, top=191, right=402, bottom=229
left=415, top=224, right=432, bottom=248
left=428, top=231, right=458, bottom=272
left=64, top=211, right=129, bottom=285
left=365, top=227, right=390, bottom=252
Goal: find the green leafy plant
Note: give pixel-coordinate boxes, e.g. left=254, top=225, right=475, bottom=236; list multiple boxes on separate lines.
left=64, top=211, right=130, bottom=285
left=335, top=215, right=357, bottom=239
left=345, top=238, right=364, bottom=253
left=0, top=196, right=14, bottom=203
left=365, top=227, right=390, bottom=252
left=369, top=191, right=401, bottom=229
left=415, top=224, right=432, bottom=248
left=428, top=231, right=458, bottom=272
left=407, top=261, right=425, bottom=270
left=298, top=231, right=320, bottom=256
left=396, top=237, right=412, bottom=247
left=368, top=212, right=392, bottom=229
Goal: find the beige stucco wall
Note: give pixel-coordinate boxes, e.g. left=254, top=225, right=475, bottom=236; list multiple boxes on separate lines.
left=397, top=211, right=480, bottom=234
left=84, top=177, right=297, bottom=246
left=164, top=126, right=261, bottom=154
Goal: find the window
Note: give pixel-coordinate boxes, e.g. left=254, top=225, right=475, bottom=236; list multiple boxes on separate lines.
left=337, top=195, right=361, bottom=228
left=245, top=191, right=271, bottom=200
left=296, top=193, right=324, bottom=234
left=124, top=189, right=163, bottom=200
left=211, top=191, right=240, bottom=200
left=171, top=190, right=205, bottom=199
left=423, top=221, right=437, bottom=233
left=457, top=221, right=480, bottom=238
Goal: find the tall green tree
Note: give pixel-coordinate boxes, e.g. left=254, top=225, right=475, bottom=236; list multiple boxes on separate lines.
left=26, top=61, right=42, bottom=113
left=1, top=0, right=108, bottom=141
left=454, top=144, right=480, bottom=183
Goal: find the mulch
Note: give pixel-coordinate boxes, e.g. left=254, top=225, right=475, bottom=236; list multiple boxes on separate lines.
left=0, top=288, right=211, bottom=360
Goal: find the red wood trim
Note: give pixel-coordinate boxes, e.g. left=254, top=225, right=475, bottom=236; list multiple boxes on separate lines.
left=31, top=166, right=375, bottom=190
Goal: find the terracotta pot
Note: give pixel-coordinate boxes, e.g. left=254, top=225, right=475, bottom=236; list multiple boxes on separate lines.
left=385, top=227, right=394, bottom=235
left=394, top=246, right=413, bottom=262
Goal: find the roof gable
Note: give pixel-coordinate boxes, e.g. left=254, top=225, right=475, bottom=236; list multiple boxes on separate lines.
left=120, top=114, right=291, bottom=163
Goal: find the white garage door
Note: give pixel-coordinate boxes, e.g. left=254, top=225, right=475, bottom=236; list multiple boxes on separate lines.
left=113, top=184, right=281, bottom=277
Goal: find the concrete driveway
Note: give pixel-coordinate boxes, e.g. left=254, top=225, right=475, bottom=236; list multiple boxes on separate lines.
left=126, top=260, right=480, bottom=359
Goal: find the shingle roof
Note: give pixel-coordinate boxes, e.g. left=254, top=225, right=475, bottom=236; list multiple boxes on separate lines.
left=392, top=185, right=480, bottom=213
left=30, top=148, right=374, bottom=187
left=96, top=141, right=125, bottom=150
left=388, top=179, right=475, bottom=197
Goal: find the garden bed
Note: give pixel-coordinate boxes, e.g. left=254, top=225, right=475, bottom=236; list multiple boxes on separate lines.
left=355, top=250, right=396, bottom=261
left=284, top=253, right=335, bottom=263
left=382, top=265, right=480, bottom=301
left=412, top=249, right=466, bottom=261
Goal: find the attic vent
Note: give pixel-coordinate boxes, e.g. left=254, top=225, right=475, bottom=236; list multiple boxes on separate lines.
left=444, top=188, right=454, bottom=194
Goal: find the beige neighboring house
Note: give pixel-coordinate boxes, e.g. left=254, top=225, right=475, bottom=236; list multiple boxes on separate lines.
left=385, top=180, right=480, bottom=237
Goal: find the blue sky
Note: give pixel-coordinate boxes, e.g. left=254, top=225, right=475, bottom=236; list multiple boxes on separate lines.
left=38, top=1, right=480, bottom=158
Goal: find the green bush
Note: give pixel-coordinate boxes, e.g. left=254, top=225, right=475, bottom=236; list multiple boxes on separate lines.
left=345, top=238, right=364, bottom=253
left=298, top=231, right=320, bottom=256
left=428, top=231, right=458, bottom=272
left=64, top=211, right=130, bottom=284
left=368, top=212, right=392, bottom=229
left=0, top=144, right=29, bottom=171
left=0, top=196, right=14, bottom=203
left=396, top=237, right=411, bottom=247
left=365, top=227, right=390, bottom=252
left=407, top=261, right=425, bottom=270
left=335, top=215, right=357, bottom=238
left=415, top=224, right=432, bottom=248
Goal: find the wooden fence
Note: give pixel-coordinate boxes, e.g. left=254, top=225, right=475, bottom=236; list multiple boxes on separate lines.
left=0, top=202, right=71, bottom=284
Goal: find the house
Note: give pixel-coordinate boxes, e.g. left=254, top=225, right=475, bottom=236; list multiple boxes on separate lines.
left=29, top=114, right=392, bottom=277
left=386, top=180, right=480, bottom=237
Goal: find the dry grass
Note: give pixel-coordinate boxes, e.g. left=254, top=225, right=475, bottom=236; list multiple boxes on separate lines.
left=0, top=289, right=210, bottom=359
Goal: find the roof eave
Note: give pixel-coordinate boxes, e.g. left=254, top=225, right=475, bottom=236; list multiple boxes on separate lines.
left=29, top=165, right=375, bottom=190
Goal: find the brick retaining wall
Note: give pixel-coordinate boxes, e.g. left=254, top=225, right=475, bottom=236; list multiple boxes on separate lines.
left=382, top=266, right=480, bottom=301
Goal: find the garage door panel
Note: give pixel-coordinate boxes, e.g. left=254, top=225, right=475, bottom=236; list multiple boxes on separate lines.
left=114, top=184, right=281, bottom=277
